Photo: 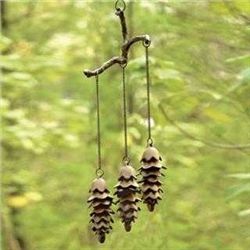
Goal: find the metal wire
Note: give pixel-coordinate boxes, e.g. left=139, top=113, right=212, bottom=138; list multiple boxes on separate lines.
left=95, top=75, right=104, bottom=177
left=121, top=64, right=129, bottom=164
left=144, top=45, right=153, bottom=146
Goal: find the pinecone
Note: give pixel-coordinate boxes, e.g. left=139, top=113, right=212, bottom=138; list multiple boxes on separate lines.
left=114, top=165, right=141, bottom=232
left=139, top=146, right=166, bottom=212
left=87, top=178, right=114, bottom=243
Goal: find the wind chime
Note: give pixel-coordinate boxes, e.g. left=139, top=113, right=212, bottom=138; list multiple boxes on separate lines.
left=85, top=0, right=166, bottom=243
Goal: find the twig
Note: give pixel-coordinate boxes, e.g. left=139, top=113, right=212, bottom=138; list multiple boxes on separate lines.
left=84, top=57, right=125, bottom=78
left=159, top=104, right=250, bottom=150
left=83, top=8, right=150, bottom=78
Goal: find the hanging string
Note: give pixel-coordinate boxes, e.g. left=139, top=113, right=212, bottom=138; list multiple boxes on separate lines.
left=144, top=42, right=153, bottom=146
left=95, top=75, right=104, bottom=177
left=121, top=64, right=129, bottom=164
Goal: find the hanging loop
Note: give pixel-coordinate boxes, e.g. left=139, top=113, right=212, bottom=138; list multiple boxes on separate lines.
left=147, top=138, right=154, bottom=147
left=115, top=0, right=126, bottom=12
left=143, top=37, right=151, bottom=48
left=122, top=156, right=130, bottom=165
left=96, top=168, right=104, bottom=178
left=120, top=60, right=127, bottom=68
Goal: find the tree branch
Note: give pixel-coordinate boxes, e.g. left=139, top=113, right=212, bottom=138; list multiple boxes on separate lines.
left=83, top=56, right=125, bottom=78
left=159, top=104, right=250, bottom=150
left=83, top=9, right=151, bottom=78
left=122, top=35, right=150, bottom=57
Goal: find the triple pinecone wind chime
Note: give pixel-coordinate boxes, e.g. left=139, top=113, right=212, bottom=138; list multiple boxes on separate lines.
left=84, top=0, right=166, bottom=243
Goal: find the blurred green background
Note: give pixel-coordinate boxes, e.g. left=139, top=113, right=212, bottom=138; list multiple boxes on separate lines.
left=1, top=1, right=250, bottom=250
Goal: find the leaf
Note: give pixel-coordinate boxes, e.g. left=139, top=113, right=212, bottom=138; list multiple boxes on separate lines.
left=154, top=68, right=182, bottom=81
left=203, top=107, right=231, bottom=123
left=129, top=56, right=153, bottom=71
left=238, top=208, right=250, bottom=217
left=0, top=35, right=12, bottom=51
left=227, top=183, right=250, bottom=199
left=7, top=195, right=29, bottom=208
left=239, top=68, right=250, bottom=84
left=0, top=54, right=23, bottom=70
left=195, top=89, right=223, bottom=100
left=25, top=192, right=43, bottom=202
left=228, top=173, right=250, bottom=179
left=176, top=155, right=197, bottom=168
left=128, top=127, right=141, bottom=140
left=226, top=54, right=250, bottom=64
left=3, top=72, right=38, bottom=88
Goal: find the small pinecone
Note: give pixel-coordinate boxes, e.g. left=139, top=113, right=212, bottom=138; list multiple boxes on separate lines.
left=114, top=165, right=141, bottom=232
left=139, top=146, right=166, bottom=212
left=87, top=178, right=114, bottom=243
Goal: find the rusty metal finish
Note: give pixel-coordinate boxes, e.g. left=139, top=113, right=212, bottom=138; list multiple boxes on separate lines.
left=114, top=179, right=139, bottom=188
left=140, top=146, right=162, bottom=163
left=138, top=146, right=166, bottom=212
left=119, top=194, right=141, bottom=203
left=85, top=0, right=167, bottom=243
left=87, top=178, right=114, bottom=243
left=115, top=6, right=128, bottom=42
left=114, top=164, right=140, bottom=232
left=119, top=165, right=136, bottom=179
left=89, top=178, right=108, bottom=193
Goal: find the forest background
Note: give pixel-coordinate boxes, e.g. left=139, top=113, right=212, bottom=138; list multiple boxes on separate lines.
left=1, top=1, right=250, bottom=250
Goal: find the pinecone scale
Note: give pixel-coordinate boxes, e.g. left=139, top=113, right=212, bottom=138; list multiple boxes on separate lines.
left=114, top=165, right=141, bottom=232
left=139, top=146, right=165, bottom=212
left=87, top=178, right=114, bottom=243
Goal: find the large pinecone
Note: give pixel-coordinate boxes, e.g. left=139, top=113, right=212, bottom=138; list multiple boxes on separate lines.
left=114, top=165, right=141, bottom=232
left=87, top=178, right=114, bottom=243
left=139, top=146, right=165, bottom=212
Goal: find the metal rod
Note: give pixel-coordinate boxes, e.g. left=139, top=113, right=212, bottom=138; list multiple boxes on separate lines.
left=95, top=75, right=103, bottom=176
left=122, top=66, right=128, bottom=161
left=145, top=45, right=152, bottom=146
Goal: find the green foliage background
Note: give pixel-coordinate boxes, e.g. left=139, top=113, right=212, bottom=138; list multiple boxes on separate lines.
left=1, top=1, right=250, bottom=250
